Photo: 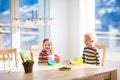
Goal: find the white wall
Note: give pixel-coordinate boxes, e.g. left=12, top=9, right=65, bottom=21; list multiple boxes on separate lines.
left=79, top=0, right=95, bottom=54
left=50, top=0, right=95, bottom=60
left=69, top=0, right=81, bottom=58
left=50, top=0, right=71, bottom=60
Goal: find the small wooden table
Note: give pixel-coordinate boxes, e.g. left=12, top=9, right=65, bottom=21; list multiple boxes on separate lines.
left=0, top=64, right=117, bottom=80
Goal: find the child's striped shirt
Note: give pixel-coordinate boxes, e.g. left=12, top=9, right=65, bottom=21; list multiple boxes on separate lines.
left=38, top=50, right=58, bottom=64
left=82, top=47, right=100, bottom=65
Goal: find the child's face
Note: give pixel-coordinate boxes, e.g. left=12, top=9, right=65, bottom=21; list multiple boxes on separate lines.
left=84, top=36, right=93, bottom=47
left=43, top=41, right=52, bottom=52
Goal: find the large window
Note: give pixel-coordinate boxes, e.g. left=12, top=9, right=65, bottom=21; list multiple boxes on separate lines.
left=0, top=0, right=49, bottom=70
left=95, top=0, right=120, bottom=52
left=0, top=0, right=11, bottom=49
left=0, top=0, right=49, bottom=51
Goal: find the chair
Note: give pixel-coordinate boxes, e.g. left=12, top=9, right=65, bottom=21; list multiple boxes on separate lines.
left=95, top=45, right=106, bottom=66
left=0, top=48, right=18, bottom=69
left=30, top=45, right=42, bottom=62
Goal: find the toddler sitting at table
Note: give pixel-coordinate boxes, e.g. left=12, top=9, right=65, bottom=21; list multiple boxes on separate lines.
left=38, top=38, right=60, bottom=65
left=82, top=32, right=100, bottom=65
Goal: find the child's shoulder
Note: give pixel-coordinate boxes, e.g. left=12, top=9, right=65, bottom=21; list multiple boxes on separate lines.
left=84, top=46, right=98, bottom=51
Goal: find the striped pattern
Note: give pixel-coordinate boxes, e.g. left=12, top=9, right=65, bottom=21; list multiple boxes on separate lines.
left=38, top=50, right=56, bottom=64
left=82, top=47, right=100, bottom=65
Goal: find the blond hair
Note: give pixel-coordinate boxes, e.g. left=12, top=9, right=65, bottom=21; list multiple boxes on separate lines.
left=84, top=32, right=97, bottom=42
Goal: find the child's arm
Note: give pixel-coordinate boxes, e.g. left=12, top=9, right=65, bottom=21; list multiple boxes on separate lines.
left=38, top=52, right=44, bottom=64
left=82, top=48, right=86, bottom=63
left=82, top=53, right=85, bottom=63
left=95, top=52, right=100, bottom=65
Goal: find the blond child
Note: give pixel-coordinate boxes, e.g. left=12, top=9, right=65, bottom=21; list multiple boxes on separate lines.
left=82, top=32, right=100, bottom=65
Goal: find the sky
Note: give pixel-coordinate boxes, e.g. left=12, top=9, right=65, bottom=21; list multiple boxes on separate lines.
left=0, top=0, right=38, bottom=25
left=0, top=0, right=37, bottom=12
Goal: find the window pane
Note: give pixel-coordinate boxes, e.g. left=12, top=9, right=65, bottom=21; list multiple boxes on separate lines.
left=95, top=0, right=120, bottom=32
left=19, top=0, right=38, bottom=19
left=19, top=0, right=39, bottom=50
left=0, top=0, right=10, bottom=25
left=95, top=0, right=120, bottom=52
left=0, top=0, right=11, bottom=49
left=20, top=35, right=38, bottom=50
left=1, top=34, right=12, bottom=49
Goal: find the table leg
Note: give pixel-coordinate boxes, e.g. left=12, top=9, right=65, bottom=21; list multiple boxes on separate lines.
left=110, top=69, right=117, bottom=80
